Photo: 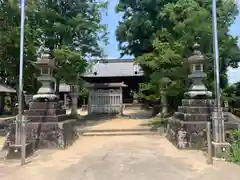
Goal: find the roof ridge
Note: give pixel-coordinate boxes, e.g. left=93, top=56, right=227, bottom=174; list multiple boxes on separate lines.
left=90, top=59, right=134, bottom=63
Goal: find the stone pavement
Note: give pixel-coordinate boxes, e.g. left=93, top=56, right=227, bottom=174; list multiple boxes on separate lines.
left=1, top=118, right=240, bottom=180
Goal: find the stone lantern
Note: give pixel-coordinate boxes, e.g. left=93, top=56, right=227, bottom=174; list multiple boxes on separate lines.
left=185, top=43, right=212, bottom=97
left=32, top=51, right=57, bottom=100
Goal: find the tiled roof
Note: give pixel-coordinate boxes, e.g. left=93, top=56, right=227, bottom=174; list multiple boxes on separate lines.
left=83, top=59, right=144, bottom=77
left=86, top=82, right=128, bottom=88
left=0, top=84, right=16, bottom=93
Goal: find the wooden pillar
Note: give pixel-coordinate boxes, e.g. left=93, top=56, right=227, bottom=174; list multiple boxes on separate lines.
left=64, top=93, right=67, bottom=108
left=88, top=89, right=91, bottom=114
left=70, top=84, right=79, bottom=117
left=0, top=93, right=5, bottom=115
left=0, top=94, right=2, bottom=115
left=120, top=87, right=123, bottom=115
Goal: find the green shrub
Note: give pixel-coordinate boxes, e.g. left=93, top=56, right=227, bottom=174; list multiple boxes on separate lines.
left=228, top=130, right=240, bottom=164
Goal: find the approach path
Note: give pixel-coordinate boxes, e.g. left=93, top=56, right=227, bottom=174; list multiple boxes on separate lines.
left=1, top=116, right=240, bottom=180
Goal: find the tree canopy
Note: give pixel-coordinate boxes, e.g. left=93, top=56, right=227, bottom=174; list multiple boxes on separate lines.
left=0, top=0, right=108, bottom=92
left=116, top=0, right=240, bottom=106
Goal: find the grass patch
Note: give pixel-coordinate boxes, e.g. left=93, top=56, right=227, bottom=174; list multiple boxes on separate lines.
left=147, top=117, right=168, bottom=127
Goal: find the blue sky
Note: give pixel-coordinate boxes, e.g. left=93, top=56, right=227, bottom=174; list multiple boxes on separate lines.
left=102, top=1, right=240, bottom=83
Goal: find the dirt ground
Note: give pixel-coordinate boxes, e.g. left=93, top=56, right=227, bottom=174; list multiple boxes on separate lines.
left=1, top=116, right=240, bottom=180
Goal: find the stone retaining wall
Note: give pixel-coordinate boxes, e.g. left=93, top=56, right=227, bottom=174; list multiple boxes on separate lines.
left=166, top=112, right=240, bottom=150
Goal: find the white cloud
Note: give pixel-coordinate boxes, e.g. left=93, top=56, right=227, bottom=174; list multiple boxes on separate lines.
left=228, top=64, right=240, bottom=84
left=236, top=0, right=240, bottom=8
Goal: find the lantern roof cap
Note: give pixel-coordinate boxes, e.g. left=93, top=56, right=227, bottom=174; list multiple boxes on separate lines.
left=187, top=43, right=205, bottom=63
left=33, top=52, right=56, bottom=69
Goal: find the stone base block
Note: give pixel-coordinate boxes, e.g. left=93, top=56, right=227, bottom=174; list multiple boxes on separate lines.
left=29, top=101, right=61, bottom=109
left=166, top=118, right=207, bottom=149
left=212, top=142, right=231, bottom=158
left=26, top=119, right=77, bottom=149
left=25, top=109, right=66, bottom=116
left=3, top=119, right=78, bottom=151
left=6, top=142, right=34, bottom=159
left=27, top=114, right=72, bottom=122
left=166, top=118, right=240, bottom=150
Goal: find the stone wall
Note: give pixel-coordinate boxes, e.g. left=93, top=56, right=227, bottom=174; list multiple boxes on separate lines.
left=2, top=119, right=78, bottom=150
left=166, top=112, right=240, bottom=150
left=166, top=118, right=207, bottom=149
left=26, top=119, right=78, bottom=149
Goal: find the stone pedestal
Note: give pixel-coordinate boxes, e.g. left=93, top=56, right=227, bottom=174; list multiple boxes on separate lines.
left=26, top=119, right=77, bottom=149
left=166, top=118, right=207, bottom=149
left=4, top=52, right=77, bottom=157
left=166, top=98, right=232, bottom=150
left=25, top=101, right=70, bottom=122
left=23, top=100, right=76, bottom=149
left=167, top=99, right=213, bottom=149
left=167, top=43, right=226, bottom=150
left=167, top=99, right=211, bottom=149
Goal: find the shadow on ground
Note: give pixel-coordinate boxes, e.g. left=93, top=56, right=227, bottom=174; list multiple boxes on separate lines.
left=75, top=113, right=120, bottom=128
left=123, top=109, right=152, bottom=120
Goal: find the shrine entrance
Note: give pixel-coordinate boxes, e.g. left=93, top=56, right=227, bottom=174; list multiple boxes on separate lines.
left=87, top=82, right=127, bottom=114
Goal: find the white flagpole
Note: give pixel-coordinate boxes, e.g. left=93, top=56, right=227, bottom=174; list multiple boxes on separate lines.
left=19, top=0, right=26, bottom=165
left=212, top=0, right=224, bottom=143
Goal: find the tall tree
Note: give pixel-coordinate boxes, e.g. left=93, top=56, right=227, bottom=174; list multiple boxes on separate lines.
left=0, top=0, right=108, bottom=92
left=0, top=0, right=40, bottom=93
left=116, top=0, right=240, bottom=113
left=34, top=0, right=108, bottom=85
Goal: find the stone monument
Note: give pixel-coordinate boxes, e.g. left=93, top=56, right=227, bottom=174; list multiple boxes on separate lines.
left=167, top=43, right=227, bottom=149
left=184, top=43, right=212, bottom=98
left=24, top=51, right=76, bottom=149
left=6, top=51, right=77, bottom=158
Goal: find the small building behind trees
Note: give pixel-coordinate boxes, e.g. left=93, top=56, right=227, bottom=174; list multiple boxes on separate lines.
left=0, top=79, right=16, bottom=115
left=82, top=59, right=144, bottom=114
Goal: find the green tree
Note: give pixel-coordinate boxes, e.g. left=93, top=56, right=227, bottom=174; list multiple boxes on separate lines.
left=36, top=0, right=108, bottom=85
left=116, top=0, right=240, bottom=114
left=0, top=0, right=41, bottom=93
left=36, top=0, right=108, bottom=115
left=0, top=0, right=108, bottom=115
left=0, top=0, right=108, bottom=92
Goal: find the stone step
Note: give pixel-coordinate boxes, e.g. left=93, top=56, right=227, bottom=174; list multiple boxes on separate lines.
left=81, top=131, right=159, bottom=136
left=178, top=106, right=213, bottom=114
left=173, top=112, right=228, bottom=121
left=77, top=127, right=154, bottom=133
left=123, top=103, right=143, bottom=110
left=174, top=112, right=211, bottom=121
left=182, top=99, right=214, bottom=107
left=25, top=109, right=66, bottom=116
left=29, top=102, right=61, bottom=109
left=27, top=114, right=71, bottom=122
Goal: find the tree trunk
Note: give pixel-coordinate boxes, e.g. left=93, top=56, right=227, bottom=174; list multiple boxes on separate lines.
left=15, top=87, right=28, bottom=114
left=152, top=105, right=160, bottom=117
left=55, top=78, right=60, bottom=94
left=0, top=94, right=4, bottom=115
left=151, top=100, right=161, bottom=117
left=21, top=92, right=28, bottom=110
left=161, top=93, right=168, bottom=117
left=70, top=83, right=79, bottom=117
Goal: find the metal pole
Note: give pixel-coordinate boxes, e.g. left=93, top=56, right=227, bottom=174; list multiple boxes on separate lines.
left=207, top=121, right=213, bottom=164
left=212, top=0, right=224, bottom=143
left=19, top=0, right=26, bottom=165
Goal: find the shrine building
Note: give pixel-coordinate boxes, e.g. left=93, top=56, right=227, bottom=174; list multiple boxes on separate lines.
left=82, top=59, right=144, bottom=114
